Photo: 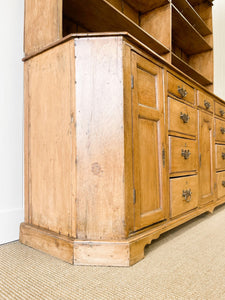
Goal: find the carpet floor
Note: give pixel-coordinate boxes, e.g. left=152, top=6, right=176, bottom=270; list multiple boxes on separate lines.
left=1, top=204, right=225, bottom=300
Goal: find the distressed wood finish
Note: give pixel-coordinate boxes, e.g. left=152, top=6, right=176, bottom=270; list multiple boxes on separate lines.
left=24, top=0, right=62, bottom=55
left=197, top=90, right=214, bottom=113
left=215, top=118, right=225, bottom=143
left=216, top=145, right=225, bottom=171
left=131, top=53, right=167, bottom=231
left=167, top=73, right=195, bottom=104
left=168, top=97, right=197, bottom=137
left=217, top=171, right=225, bottom=200
left=75, top=37, right=126, bottom=240
left=24, top=40, right=76, bottom=236
left=169, top=136, right=198, bottom=175
left=21, top=31, right=225, bottom=266
left=170, top=175, right=198, bottom=218
left=198, top=110, right=215, bottom=205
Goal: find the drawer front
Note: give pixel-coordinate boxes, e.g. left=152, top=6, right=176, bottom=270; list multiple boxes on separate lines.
left=170, top=175, right=198, bottom=218
left=215, top=118, right=225, bottom=142
left=216, top=145, right=225, bottom=171
left=215, top=102, right=225, bottom=119
left=197, top=90, right=213, bottom=113
left=169, top=137, right=198, bottom=174
left=168, top=73, right=195, bottom=104
left=217, top=171, right=225, bottom=199
left=168, top=98, right=197, bottom=136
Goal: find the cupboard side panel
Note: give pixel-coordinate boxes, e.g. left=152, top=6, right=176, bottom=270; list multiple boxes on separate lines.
left=24, top=0, right=63, bottom=55
left=75, top=37, right=126, bottom=240
left=27, top=40, right=76, bottom=237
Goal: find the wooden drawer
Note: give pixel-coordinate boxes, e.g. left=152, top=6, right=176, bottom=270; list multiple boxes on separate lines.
left=197, top=90, right=213, bottom=113
left=216, top=145, right=225, bottom=171
left=217, top=171, right=225, bottom=199
left=215, top=118, right=225, bottom=142
left=169, top=137, right=198, bottom=175
left=168, top=98, right=197, bottom=136
left=170, top=175, right=198, bottom=218
left=167, top=73, right=195, bottom=104
left=215, top=102, right=225, bottom=119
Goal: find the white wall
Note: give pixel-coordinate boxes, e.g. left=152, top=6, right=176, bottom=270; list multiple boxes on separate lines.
left=0, top=1, right=24, bottom=244
left=213, top=0, right=225, bottom=99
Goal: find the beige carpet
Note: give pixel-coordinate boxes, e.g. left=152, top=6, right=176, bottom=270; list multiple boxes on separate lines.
left=1, top=205, right=225, bottom=300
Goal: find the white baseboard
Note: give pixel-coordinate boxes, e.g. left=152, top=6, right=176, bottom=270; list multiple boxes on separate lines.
left=0, top=208, right=24, bottom=245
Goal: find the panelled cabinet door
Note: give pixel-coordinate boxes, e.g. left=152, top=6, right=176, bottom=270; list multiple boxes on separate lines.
left=131, top=52, right=166, bottom=231
left=199, top=110, right=215, bottom=205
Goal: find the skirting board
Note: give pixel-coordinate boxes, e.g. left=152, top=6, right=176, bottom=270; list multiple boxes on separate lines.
left=0, top=208, right=24, bottom=245
left=20, top=199, right=225, bottom=266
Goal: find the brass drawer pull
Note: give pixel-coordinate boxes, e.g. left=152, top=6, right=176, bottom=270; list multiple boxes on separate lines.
left=220, top=109, right=225, bottom=116
left=178, top=86, right=188, bottom=98
left=221, top=127, right=225, bottom=134
left=222, top=152, right=225, bottom=160
left=204, top=100, right=211, bottom=109
left=182, top=189, right=192, bottom=202
left=222, top=181, right=225, bottom=187
left=181, top=149, right=191, bottom=159
left=180, top=112, right=189, bottom=123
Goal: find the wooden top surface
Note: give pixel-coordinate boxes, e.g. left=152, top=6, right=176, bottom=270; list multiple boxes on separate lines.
left=22, top=31, right=223, bottom=104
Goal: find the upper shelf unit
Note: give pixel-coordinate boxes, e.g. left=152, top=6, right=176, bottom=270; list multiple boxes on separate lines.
left=63, top=0, right=169, bottom=55
left=172, top=0, right=212, bottom=36
left=24, top=0, right=215, bottom=89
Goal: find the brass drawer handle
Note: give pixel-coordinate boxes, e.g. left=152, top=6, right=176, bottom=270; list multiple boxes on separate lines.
left=180, top=112, right=190, bottom=123
left=178, top=86, right=188, bottom=98
left=220, top=109, right=225, bottom=116
left=222, top=152, right=225, bottom=160
left=221, top=127, right=225, bottom=134
left=182, top=189, right=192, bottom=202
left=222, top=181, right=225, bottom=187
left=204, top=100, right=211, bottom=109
left=181, top=149, right=191, bottom=159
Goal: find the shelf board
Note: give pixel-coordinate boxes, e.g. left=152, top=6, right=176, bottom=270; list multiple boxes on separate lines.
left=172, top=0, right=212, bottom=36
left=124, top=0, right=169, bottom=13
left=172, top=5, right=212, bottom=55
left=188, top=0, right=214, bottom=6
left=172, top=53, right=212, bottom=86
left=63, top=0, right=169, bottom=55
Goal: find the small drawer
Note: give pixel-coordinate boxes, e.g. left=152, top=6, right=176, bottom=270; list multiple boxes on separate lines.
left=215, top=118, right=225, bottom=142
left=167, top=73, right=195, bottom=104
left=217, top=171, right=225, bottom=199
left=197, top=90, right=213, bottom=113
left=168, top=98, right=197, bottom=136
left=216, top=145, right=225, bottom=171
left=170, top=175, right=198, bottom=218
left=215, top=102, right=225, bottom=119
left=169, top=137, right=198, bottom=175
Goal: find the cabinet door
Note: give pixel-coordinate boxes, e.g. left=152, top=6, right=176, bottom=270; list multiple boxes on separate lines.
left=199, top=110, right=215, bottom=205
left=131, top=52, right=167, bottom=231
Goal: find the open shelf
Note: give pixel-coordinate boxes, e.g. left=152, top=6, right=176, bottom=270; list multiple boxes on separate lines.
left=172, top=5, right=212, bottom=55
left=124, top=0, right=169, bottom=13
left=172, top=0, right=212, bottom=36
left=63, top=0, right=169, bottom=55
left=172, top=52, right=212, bottom=86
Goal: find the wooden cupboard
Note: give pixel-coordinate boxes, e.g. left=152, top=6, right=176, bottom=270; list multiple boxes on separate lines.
left=20, top=0, right=225, bottom=266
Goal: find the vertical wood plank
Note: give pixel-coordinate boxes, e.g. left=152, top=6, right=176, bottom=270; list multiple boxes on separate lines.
left=27, top=40, right=76, bottom=237
left=24, top=0, right=63, bottom=55
left=75, top=37, right=126, bottom=240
